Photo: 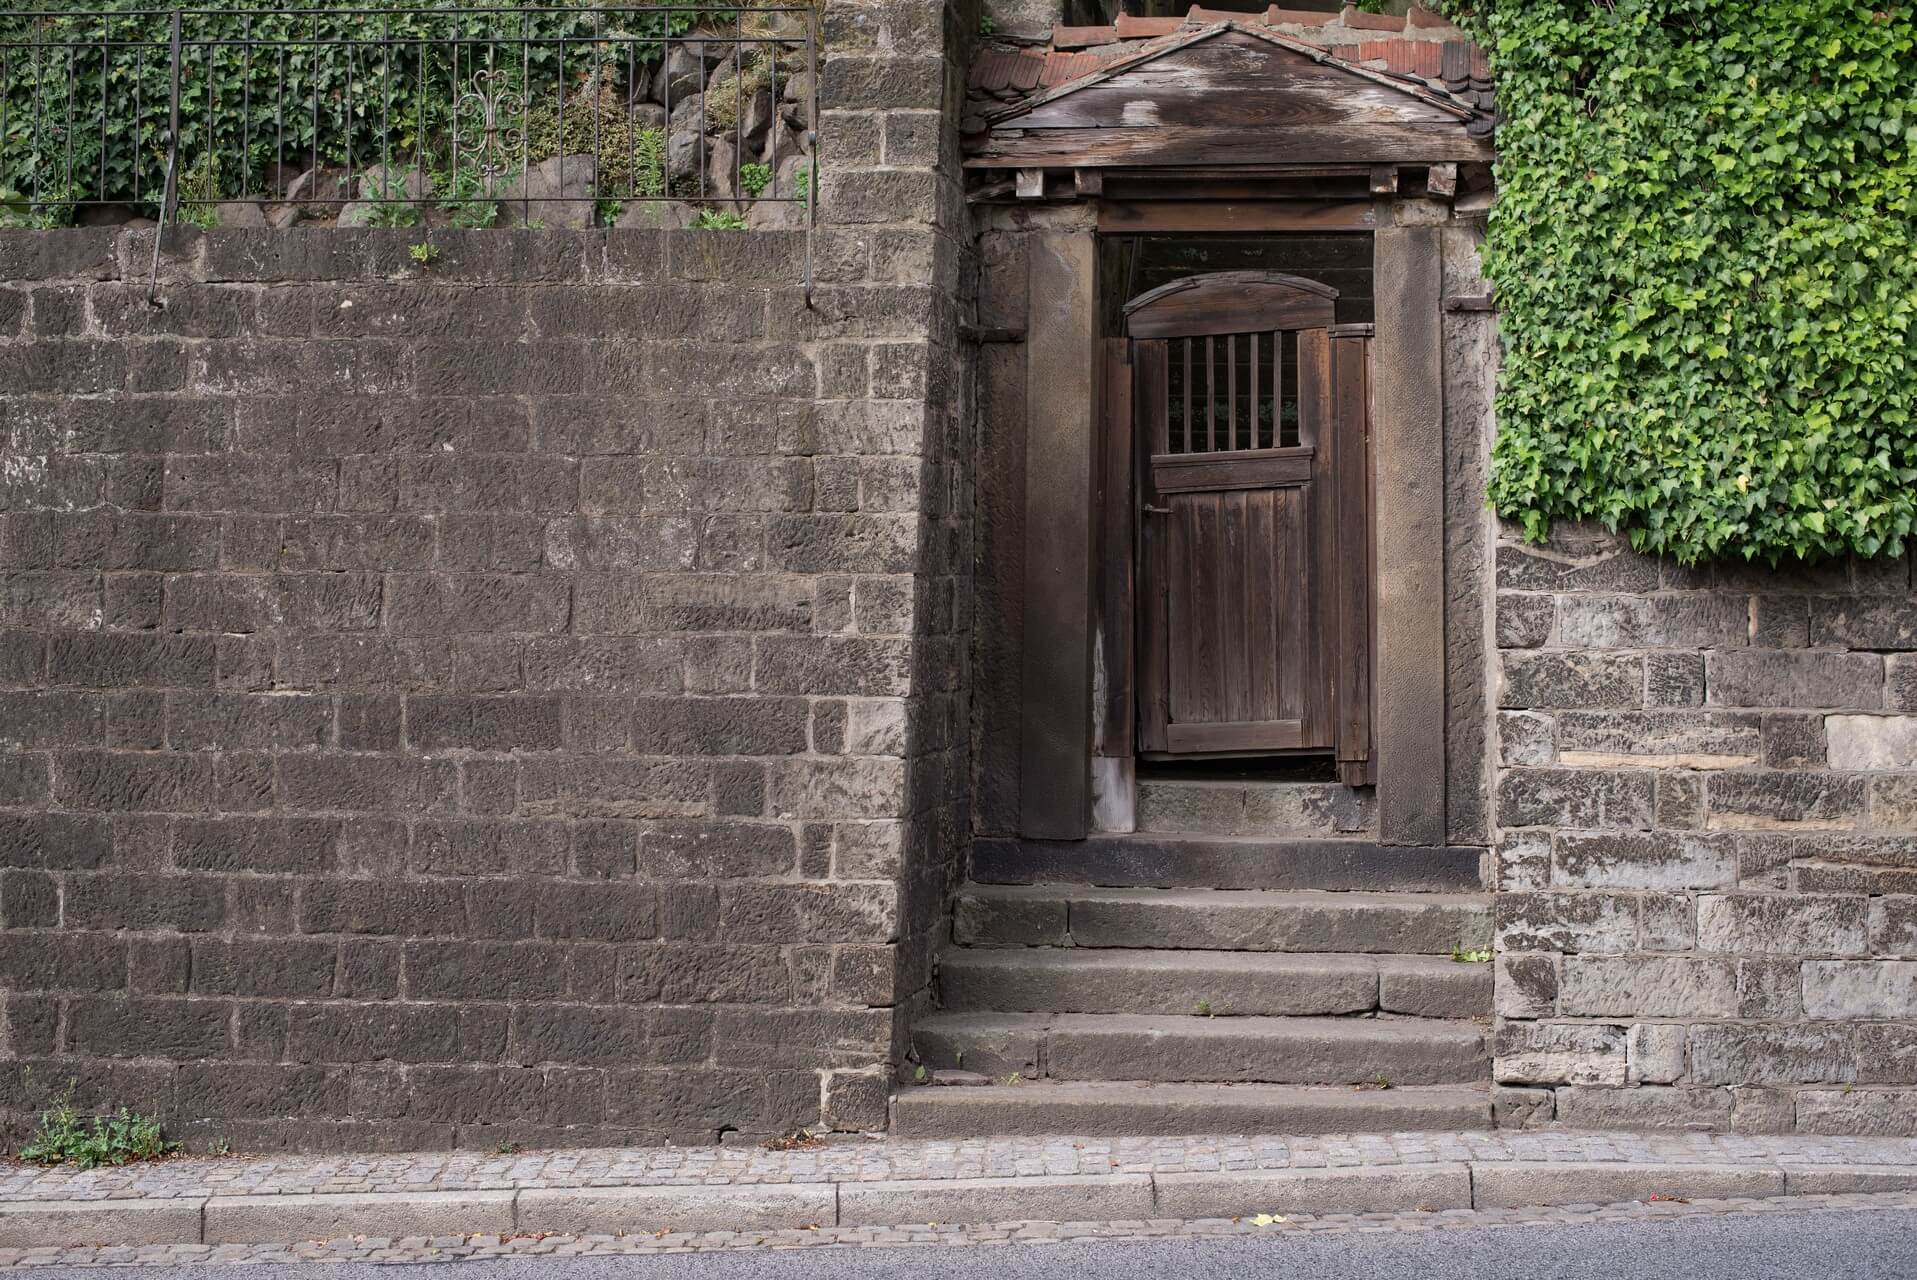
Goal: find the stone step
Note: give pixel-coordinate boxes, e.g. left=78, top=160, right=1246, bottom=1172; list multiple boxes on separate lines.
left=892, top=1080, right=1492, bottom=1138
left=971, top=834, right=1480, bottom=892
left=1135, top=779, right=1375, bottom=838
left=938, top=948, right=1490, bottom=1019
left=910, top=1012, right=1490, bottom=1086
left=955, top=885, right=1493, bottom=955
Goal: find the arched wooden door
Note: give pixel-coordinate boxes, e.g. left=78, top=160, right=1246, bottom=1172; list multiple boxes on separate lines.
left=1125, top=271, right=1374, bottom=783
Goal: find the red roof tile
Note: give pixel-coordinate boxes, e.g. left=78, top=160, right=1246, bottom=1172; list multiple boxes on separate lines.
left=1360, top=38, right=1442, bottom=77
left=1052, top=23, right=1119, bottom=49
left=1267, top=6, right=1336, bottom=26
left=1113, top=14, right=1185, bottom=37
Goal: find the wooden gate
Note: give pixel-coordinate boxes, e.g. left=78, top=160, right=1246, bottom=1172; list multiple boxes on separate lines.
left=1125, top=272, right=1373, bottom=783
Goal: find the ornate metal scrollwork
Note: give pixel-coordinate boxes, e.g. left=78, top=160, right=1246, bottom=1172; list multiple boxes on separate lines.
left=455, top=69, right=525, bottom=194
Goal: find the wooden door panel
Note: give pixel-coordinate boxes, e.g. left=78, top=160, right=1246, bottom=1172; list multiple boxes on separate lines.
left=1157, top=485, right=1319, bottom=750
left=1128, top=272, right=1368, bottom=764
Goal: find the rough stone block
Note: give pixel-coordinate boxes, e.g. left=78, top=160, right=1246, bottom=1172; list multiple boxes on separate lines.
left=1695, top=893, right=1868, bottom=955
left=1802, top=960, right=1917, bottom=1018
left=1493, top=1022, right=1626, bottom=1086
left=1559, top=955, right=1737, bottom=1018
left=1551, top=831, right=1735, bottom=890
left=1706, top=650, right=1885, bottom=709
left=1499, top=652, right=1643, bottom=710
left=1554, top=1084, right=1731, bottom=1130
left=1627, top=1023, right=1688, bottom=1084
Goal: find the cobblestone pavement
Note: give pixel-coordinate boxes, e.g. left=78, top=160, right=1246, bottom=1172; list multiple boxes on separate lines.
left=2, top=1189, right=1914, bottom=1268
left=8, top=1129, right=1917, bottom=1203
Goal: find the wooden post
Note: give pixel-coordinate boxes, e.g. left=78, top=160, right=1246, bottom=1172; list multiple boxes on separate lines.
left=1019, top=230, right=1098, bottom=839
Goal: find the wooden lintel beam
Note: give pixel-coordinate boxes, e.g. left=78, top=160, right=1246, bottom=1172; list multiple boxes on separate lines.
left=1097, top=199, right=1375, bottom=234
left=1074, top=168, right=1103, bottom=197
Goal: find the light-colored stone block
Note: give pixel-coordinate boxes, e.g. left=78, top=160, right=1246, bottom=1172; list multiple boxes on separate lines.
left=838, top=1174, right=1153, bottom=1226
left=0, top=1198, right=206, bottom=1248
left=1696, top=893, right=1869, bottom=956
left=204, top=1191, right=514, bottom=1244
left=1471, top=1160, right=1784, bottom=1208
left=1560, top=956, right=1737, bottom=1018
left=1627, top=1023, right=1688, bottom=1084
left=1828, top=715, right=1917, bottom=770
left=1802, top=959, right=1917, bottom=1018
left=1784, top=1164, right=1917, bottom=1193
left=516, top=1184, right=836, bottom=1235
left=1153, top=1164, right=1472, bottom=1219
left=1494, top=1022, right=1627, bottom=1086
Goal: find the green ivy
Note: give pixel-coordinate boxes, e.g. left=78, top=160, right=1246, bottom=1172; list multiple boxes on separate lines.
left=0, top=2, right=724, bottom=217
left=1449, top=0, right=1916, bottom=563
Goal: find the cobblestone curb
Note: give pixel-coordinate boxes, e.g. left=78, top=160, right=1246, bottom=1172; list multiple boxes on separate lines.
left=6, top=1129, right=1917, bottom=1249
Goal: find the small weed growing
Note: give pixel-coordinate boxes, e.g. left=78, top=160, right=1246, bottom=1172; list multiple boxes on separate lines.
left=1450, top=943, right=1492, bottom=964
left=495, top=1140, right=522, bottom=1155
left=913, top=1064, right=929, bottom=1084
left=1195, top=997, right=1214, bottom=1018
left=693, top=208, right=749, bottom=230
left=739, top=162, right=772, bottom=198
left=205, top=1137, right=233, bottom=1157
left=19, top=1086, right=180, bottom=1170
left=409, top=240, right=440, bottom=266
left=763, top=1130, right=824, bottom=1152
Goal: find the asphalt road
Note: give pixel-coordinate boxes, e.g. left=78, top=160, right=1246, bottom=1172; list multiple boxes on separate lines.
left=34, top=1206, right=1917, bottom=1280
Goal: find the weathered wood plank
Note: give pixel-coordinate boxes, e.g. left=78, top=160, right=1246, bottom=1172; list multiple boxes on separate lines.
left=1135, top=339, right=1171, bottom=754
left=968, top=125, right=1495, bottom=168
left=1331, top=330, right=1375, bottom=784
left=1093, top=338, right=1135, bottom=761
left=1165, top=718, right=1309, bottom=753
left=1150, top=447, right=1314, bottom=493
left=1097, top=201, right=1375, bottom=234
left=1126, top=273, right=1337, bottom=338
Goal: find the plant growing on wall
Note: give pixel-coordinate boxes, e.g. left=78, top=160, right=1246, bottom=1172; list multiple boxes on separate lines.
left=1447, top=0, right=1916, bottom=563
left=0, top=0, right=719, bottom=218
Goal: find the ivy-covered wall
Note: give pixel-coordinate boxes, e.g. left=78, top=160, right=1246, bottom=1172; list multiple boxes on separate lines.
left=1457, top=0, right=1915, bottom=564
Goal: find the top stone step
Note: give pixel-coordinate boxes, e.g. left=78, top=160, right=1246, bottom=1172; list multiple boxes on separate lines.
left=971, top=834, right=1483, bottom=893
left=1136, top=779, right=1376, bottom=838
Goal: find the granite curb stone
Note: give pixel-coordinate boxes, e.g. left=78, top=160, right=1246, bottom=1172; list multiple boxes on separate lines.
left=10, top=1128, right=1917, bottom=1248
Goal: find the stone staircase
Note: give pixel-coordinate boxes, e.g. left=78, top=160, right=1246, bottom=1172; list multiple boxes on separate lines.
left=894, top=780, right=1494, bottom=1137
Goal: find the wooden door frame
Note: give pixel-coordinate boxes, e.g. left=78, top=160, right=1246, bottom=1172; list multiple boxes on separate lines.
left=1017, top=197, right=1456, bottom=848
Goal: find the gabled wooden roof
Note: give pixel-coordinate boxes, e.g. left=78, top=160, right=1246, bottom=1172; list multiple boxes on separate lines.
left=964, top=4, right=1496, bottom=169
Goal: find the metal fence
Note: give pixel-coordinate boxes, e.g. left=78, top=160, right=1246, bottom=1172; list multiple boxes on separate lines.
left=0, top=5, right=818, bottom=228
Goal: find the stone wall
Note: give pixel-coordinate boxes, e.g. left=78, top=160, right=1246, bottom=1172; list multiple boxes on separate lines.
left=0, top=0, right=971, bottom=1150
left=1490, top=528, right=1917, bottom=1134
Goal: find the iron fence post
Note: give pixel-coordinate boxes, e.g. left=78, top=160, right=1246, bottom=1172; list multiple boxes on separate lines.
left=147, top=8, right=183, bottom=306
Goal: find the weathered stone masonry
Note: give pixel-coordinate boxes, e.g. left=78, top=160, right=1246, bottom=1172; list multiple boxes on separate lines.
left=1491, top=532, right=1917, bottom=1134
left=0, top=0, right=975, bottom=1150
